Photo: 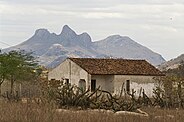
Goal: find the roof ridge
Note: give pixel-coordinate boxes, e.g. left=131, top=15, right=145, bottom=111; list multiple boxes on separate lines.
left=68, top=57, right=146, bottom=61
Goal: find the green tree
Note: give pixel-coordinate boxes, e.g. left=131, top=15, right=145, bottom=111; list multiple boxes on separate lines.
left=0, top=53, right=9, bottom=95
left=0, top=50, right=40, bottom=95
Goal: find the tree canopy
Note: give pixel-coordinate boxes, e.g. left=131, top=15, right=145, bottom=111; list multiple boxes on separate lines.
left=0, top=50, right=41, bottom=94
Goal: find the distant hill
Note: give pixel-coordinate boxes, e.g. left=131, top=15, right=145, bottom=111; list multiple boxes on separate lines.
left=3, top=25, right=165, bottom=68
left=158, top=54, right=184, bottom=71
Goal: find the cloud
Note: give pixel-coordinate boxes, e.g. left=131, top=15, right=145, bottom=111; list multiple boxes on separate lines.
left=0, top=0, right=184, bottom=60
left=1, top=0, right=184, bottom=5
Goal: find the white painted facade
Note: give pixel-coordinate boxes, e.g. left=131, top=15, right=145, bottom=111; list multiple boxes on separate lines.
left=48, top=59, right=91, bottom=90
left=48, top=59, right=159, bottom=97
left=113, top=75, right=156, bottom=97
left=90, top=75, right=156, bottom=97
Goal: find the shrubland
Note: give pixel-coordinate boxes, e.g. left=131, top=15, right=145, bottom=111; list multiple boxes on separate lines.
left=1, top=50, right=184, bottom=121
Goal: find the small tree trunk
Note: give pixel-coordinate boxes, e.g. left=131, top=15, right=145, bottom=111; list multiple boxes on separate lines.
left=0, top=79, right=4, bottom=96
left=178, top=81, right=182, bottom=99
left=0, top=84, right=1, bottom=96
left=10, top=80, right=14, bottom=95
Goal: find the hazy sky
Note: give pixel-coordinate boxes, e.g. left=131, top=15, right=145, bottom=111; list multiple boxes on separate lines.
left=0, top=0, right=184, bottom=61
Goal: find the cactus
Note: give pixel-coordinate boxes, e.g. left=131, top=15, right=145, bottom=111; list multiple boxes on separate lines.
left=45, top=79, right=184, bottom=111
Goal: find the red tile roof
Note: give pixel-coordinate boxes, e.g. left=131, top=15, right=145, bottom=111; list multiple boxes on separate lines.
left=69, top=58, right=164, bottom=76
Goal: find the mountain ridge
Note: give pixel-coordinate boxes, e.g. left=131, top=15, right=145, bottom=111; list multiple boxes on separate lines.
left=3, top=25, right=166, bottom=68
left=158, top=54, right=184, bottom=70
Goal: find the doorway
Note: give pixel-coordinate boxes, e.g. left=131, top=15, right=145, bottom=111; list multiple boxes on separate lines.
left=91, top=80, right=96, bottom=91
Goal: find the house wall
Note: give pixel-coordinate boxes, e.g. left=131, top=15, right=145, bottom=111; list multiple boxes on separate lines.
left=48, top=59, right=91, bottom=89
left=1, top=80, right=20, bottom=95
left=1, top=81, right=41, bottom=98
left=113, top=75, right=157, bottom=97
left=91, top=75, right=114, bottom=92
left=90, top=75, right=157, bottom=97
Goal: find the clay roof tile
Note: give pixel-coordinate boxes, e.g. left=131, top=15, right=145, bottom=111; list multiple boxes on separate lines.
left=69, top=58, right=165, bottom=76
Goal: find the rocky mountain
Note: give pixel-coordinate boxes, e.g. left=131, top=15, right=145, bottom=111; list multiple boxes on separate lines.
left=158, top=54, right=184, bottom=71
left=93, top=35, right=164, bottom=66
left=3, top=25, right=165, bottom=68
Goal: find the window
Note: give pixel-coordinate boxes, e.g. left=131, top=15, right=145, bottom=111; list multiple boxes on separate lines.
left=126, top=80, right=130, bottom=93
left=79, top=79, right=86, bottom=91
left=91, top=80, right=96, bottom=91
left=65, top=79, right=69, bottom=84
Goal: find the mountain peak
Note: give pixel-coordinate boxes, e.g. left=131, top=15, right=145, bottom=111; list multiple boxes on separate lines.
left=60, top=25, right=76, bottom=37
left=35, top=29, right=50, bottom=37
left=80, top=32, right=91, bottom=41
left=4, top=25, right=165, bottom=67
left=99, top=35, right=134, bottom=45
left=107, top=35, right=131, bottom=40
left=63, top=25, right=71, bottom=30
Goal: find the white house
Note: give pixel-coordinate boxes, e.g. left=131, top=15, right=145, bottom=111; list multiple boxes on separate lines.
left=48, top=58, right=164, bottom=97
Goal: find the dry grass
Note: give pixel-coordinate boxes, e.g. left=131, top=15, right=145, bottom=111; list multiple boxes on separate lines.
left=142, top=107, right=184, bottom=122
left=0, top=101, right=184, bottom=122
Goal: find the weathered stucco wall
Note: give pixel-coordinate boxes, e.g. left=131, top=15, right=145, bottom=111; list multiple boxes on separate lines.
left=90, top=75, right=156, bottom=97
left=1, top=80, right=20, bottom=95
left=91, top=75, right=114, bottom=92
left=1, top=81, right=41, bottom=97
left=48, top=59, right=91, bottom=89
left=113, top=75, right=156, bottom=97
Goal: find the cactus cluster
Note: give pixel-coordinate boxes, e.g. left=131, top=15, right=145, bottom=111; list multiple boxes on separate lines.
left=42, top=79, right=184, bottom=111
